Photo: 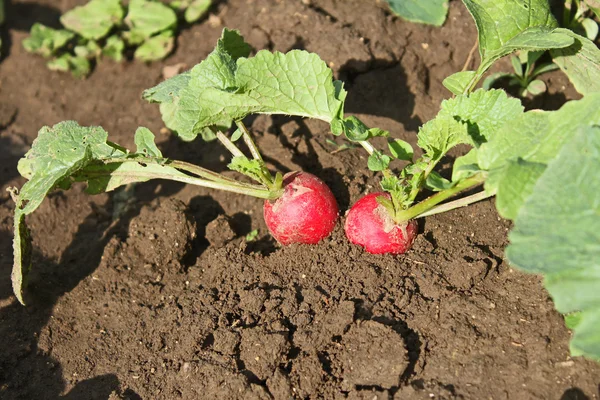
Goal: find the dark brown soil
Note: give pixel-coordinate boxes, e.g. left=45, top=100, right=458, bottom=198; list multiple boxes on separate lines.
left=0, top=0, right=598, bottom=399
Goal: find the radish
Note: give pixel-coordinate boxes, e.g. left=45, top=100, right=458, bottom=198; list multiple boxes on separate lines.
left=344, top=192, right=417, bottom=254
left=264, top=172, right=339, bottom=245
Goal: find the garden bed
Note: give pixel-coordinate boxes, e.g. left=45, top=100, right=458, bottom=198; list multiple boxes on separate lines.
left=1, top=0, right=599, bottom=398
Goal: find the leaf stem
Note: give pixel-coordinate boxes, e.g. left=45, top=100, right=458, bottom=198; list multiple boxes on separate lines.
left=235, top=120, right=263, bottom=161
left=216, top=131, right=245, bottom=158
left=415, top=189, right=495, bottom=218
left=394, top=173, right=486, bottom=222
left=90, top=161, right=282, bottom=200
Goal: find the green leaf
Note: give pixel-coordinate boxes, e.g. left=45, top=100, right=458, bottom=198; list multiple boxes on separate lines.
left=439, top=89, right=524, bottom=146
left=142, top=29, right=250, bottom=140
left=185, top=0, right=211, bottom=23
left=425, top=171, right=453, bottom=191
left=388, top=139, right=414, bottom=161
left=22, top=23, right=75, bottom=57
left=462, top=0, right=573, bottom=70
left=581, top=18, right=599, bottom=41
left=526, top=79, right=546, bottom=95
left=228, top=156, right=266, bottom=183
left=245, top=229, right=259, bottom=242
left=506, top=127, right=600, bottom=360
left=367, top=152, right=391, bottom=172
left=451, top=148, right=480, bottom=182
left=134, top=30, right=175, bottom=61
left=60, top=0, right=124, bottom=40
left=103, top=35, right=125, bottom=62
left=12, top=122, right=119, bottom=304
left=551, top=29, right=600, bottom=95
left=230, top=128, right=242, bottom=142
left=125, top=0, right=177, bottom=40
left=68, top=55, right=92, bottom=78
left=510, top=55, right=523, bottom=76
left=417, top=116, right=469, bottom=161
left=384, top=0, right=448, bottom=26
left=12, top=121, right=187, bottom=304
left=479, top=94, right=600, bottom=174
left=342, top=116, right=370, bottom=141
left=494, top=158, right=546, bottom=220
left=442, top=70, right=477, bottom=95
left=74, top=40, right=101, bottom=60
left=134, top=127, right=162, bottom=157
left=569, top=309, right=600, bottom=360
left=565, top=312, right=583, bottom=330
left=47, top=54, right=91, bottom=78
left=46, top=55, right=71, bottom=72
left=144, top=29, right=346, bottom=142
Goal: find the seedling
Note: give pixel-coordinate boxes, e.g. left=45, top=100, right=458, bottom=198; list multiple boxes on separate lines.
left=563, top=0, right=600, bottom=40
left=22, top=0, right=212, bottom=77
left=483, top=51, right=559, bottom=97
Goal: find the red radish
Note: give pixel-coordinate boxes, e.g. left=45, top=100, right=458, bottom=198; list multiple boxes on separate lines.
left=264, top=172, right=339, bottom=245
left=345, top=192, right=417, bottom=254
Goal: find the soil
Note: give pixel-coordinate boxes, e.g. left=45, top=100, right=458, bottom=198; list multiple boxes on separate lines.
left=0, top=0, right=598, bottom=399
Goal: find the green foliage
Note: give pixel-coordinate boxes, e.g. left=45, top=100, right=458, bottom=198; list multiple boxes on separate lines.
left=551, top=29, right=600, bottom=95
left=125, top=0, right=177, bottom=42
left=22, top=24, right=75, bottom=57
left=507, top=126, right=600, bottom=360
left=23, top=0, right=213, bottom=77
left=384, top=0, right=449, bottom=26
left=483, top=51, right=559, bottom=97
left=143, top=29, right=346, bottom=141
left=60, top=0, right=124, bottom=40
left=442, top=71, right=477, bottom=95
left=10, top=121, right=200, bottom=304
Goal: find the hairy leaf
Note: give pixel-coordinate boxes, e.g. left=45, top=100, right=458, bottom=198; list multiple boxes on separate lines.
left=367, top=152, right=391, bottom=172
left=61, top=0, right=124, bottom=40
left=22, top=23, right=75, bottom=57
left=462, top=0, right=573, bottom=70
left=442, top=70, right=476, bottom=95
left=384, top=0, right=448, bottom=26
left=439, top=89, right=524, bottom=146
left=144, top=29, right=346, bottom=142
left=507, top=127, right=600, bottom=360
left=134, top=127, right=162, bottom=157
left=551, top=29, right=600, bottom=95
left=494, top=158, right=546, bottom=219
left=417, top=116, right=469, bottom=162
left=388, top=139, right=414, bottom=161
left=12, top=121, right=185, bottom=304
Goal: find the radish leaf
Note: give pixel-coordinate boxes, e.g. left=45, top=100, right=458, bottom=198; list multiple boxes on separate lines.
left=551, top=29, right=600, bottom=95
left=143, top=28, right=346, bottom=141
left=439, top=89, right=524, bottom=146
left=507, top=126, right=600, bottom=360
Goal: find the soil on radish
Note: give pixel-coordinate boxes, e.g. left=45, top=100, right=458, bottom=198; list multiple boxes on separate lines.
left=0, top=0, right=598, bottom=399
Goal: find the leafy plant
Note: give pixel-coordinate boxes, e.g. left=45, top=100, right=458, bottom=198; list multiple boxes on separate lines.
left=22, top=0, right=212, bottom=77
left=383, top=0, right=449, bottom=26
left=563, top=0, right=600, bottom=40
left=483, top=51, right=559, bottom=97
left=10, top=0, right=600, bottom=363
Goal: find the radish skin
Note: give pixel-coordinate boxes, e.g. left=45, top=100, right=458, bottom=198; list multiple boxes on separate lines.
left=264, top=172, right=339, bottom=245
left=345, top=192, right=417, bottom=254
